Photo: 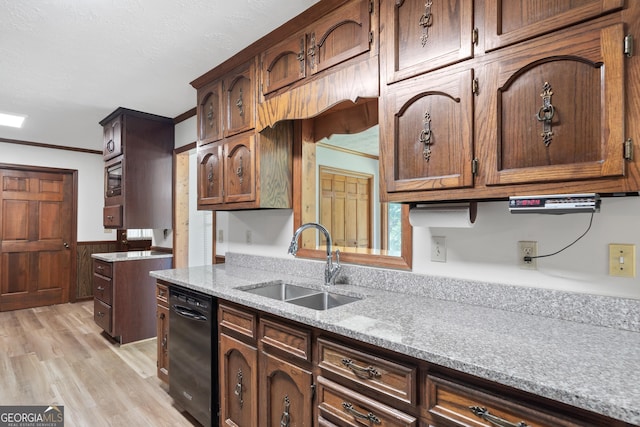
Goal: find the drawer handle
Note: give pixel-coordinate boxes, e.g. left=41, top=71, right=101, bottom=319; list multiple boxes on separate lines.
left=341, top=358, right=381, bottom=379
left=234, top=369, right=244, bottom=408
left=469, top=406, right=530, bottom=427
left=96, top=265, right=104, bottom=270
left=342, top=402, right=381, bottom=425
left=280, top=395, right=290, bottom=427
left=97, top=286, right=105, bottom=291
left=96, top=311, right=105, bottom=318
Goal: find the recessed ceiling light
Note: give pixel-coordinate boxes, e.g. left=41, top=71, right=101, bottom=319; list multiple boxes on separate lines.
left=0, top=112, right=27, bottom=128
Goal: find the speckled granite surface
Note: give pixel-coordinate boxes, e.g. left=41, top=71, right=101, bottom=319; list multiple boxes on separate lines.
left=92, top=250, right=173, bottom=262
left=150, top=253, right=640, bottom=425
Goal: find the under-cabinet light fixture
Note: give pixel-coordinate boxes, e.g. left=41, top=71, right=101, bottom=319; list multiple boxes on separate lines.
left=509, top=193, right=600, bottom=214
left=0, top=112, right=27, bottom=128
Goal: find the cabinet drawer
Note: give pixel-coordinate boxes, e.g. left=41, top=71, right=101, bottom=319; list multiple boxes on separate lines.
left=219, top=303, right=257, bottom=343
left=317, top=376, right=418, bottom=427
left=93, top=260, right=112, bottom=278
left=317, top=337, right=417, bottom=405
left=103, top=205, right=122, bottom=228
left=260, top=317, right=311, bottom=363
left=94, top=298, right=112, bottom=334
left=156, top=283, right=169, bottom=307
left=93, top=274, right=112, bottom=305
left=425, top=375, right=585, bottom=427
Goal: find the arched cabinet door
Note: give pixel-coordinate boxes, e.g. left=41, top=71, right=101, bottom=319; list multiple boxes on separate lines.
left=219, top=333, right=259, bottom=427
left=481, top=23, right=625, bottom=186
left=223, top=133, right=256, bottom=203
left=308, top=0, right=372, bottom=76
left=197, top=79, right=223, bottom=145
left=262, top=32, right=307, bottom=96
left=380, top=68, right=475, bottom=193
left=260, top=352, right=313, bottom=427
left=224, top=60, right=256, bottom=137
left=197, top=143, right=224, bottom=206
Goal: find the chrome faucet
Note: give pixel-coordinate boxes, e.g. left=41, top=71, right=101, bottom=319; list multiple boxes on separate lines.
left=288, top=222, right=341, bottom=286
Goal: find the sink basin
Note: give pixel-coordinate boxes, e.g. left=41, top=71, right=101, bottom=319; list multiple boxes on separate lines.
left=240, top=281, right=318, bottom=300
left=286, top=291, right=361, bottom=310
left=238, top=281, right=362, bottom=310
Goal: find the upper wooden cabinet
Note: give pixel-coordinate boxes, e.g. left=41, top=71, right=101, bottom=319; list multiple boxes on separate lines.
left=480, top=23, right=625, bottom=187
left=261, top=0, right=373, bottom=97
left=380, top=68, right=475, bottom=193
left=224, top=60, right=257, bottom=137
left=197, top=79, right=223, bottom=145
left=99, top=108, right=174, bottom=229
left=197, top=122, right=292, bottom=210
left=484, top=0, right=624, bottom=51
left=102, top=115, right=122, bottom=160
left=381, top=0, right=475, bottom=84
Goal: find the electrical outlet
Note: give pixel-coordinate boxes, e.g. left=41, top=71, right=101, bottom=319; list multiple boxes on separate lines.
left=518, top=241, right=537, bottom=270
left=245, top=230, right=252, bottom=245
left=609, top=244, right=636, bottom=277
left=431, top=236, right=446, bottom=262
left=218, top=229, right=224, bottom=243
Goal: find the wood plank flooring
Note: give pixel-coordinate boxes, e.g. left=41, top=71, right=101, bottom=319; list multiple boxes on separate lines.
left=0, top=300, right=200, bottom=426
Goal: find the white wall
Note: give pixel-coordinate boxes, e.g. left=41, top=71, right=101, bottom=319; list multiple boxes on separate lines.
left=216, top=196, right=640, bottom=299
left=0, top=141, right=110, bottom=242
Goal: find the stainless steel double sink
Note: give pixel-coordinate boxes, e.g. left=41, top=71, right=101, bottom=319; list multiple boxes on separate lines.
left=238, top=280, right=361, bottom=310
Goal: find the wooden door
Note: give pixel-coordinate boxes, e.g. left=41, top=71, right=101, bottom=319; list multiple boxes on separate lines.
left=307, top=0, right=372, bottom=76
left=197, top=79, right=223, bottom=145
left=261, top=32, right=307, bottom=96
left=380, top=68, right=475, bottom=192
left=482, top=24, right=625, bottom=186
left=260, top=352, right=313, bottom=427
left=224, top=60, right=256, bottom=137
left=484, top=0, right=624, bottom=51
left=320, top=168, right=371, bottom=249
left=219, top=333, right=259, bottom=427
left=197, top=143, right=224, bottom=206
left=224, top=133, right=256, bottom=204
left=0, top=166, right=75, bottom=311
left=103, top=115, right=122, bottom=160
left=382, top=0, right=474, bottom=84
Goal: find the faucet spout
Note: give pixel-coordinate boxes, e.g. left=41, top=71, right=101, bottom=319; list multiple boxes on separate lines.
left=288, top=222, right=341, bottom=286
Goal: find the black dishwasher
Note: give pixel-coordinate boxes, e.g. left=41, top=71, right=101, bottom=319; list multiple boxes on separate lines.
left=169, top=287, right=217, bottom=426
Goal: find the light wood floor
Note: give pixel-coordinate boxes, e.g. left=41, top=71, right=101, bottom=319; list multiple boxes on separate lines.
left=0, top=300, right=200, bottom=426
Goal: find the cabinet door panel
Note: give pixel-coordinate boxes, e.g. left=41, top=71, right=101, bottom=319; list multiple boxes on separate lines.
left=224, top=61, right=256, bottom=137
left=220, top=334, right=258, bottom=427
left=197, top=143, right=224, bottom=205
left=103, top=116, right=122, bottom=160
left=156, top=303, right=169, bottom=383
left=197, top=79, right=223, bottom=145
left=260, top=352, right=313, bottom=427
left=485, top=0, right=624, bottom=51
left=484, top=24, right=625, bottom=186
left=224, top=133, right=256, bottom=203
left=262, top=33, right=306, bottom=95
left=308, top=0, right=371, bottom=76
left=383, top=0, right=474, bottom=83
left=381, top=68, right=474, bottom=192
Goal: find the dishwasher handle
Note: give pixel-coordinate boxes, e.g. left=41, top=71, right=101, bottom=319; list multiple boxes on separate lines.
left=172, top=304, right=209, bottom=322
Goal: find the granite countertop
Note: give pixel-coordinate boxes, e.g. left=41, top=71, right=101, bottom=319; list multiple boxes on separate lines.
left=92, top=250, right=173, bottom=262
left=150, top=257, right=640, bottom=425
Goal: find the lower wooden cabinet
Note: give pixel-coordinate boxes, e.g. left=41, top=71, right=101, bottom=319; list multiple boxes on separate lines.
left=216, top=301, right=624, bottom=427
left=219, top=332, right=259, bottom=426
left=156, top=282, right=169, bottom=383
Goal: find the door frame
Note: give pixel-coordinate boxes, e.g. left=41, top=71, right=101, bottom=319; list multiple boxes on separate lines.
left=0, top=163, right=78, bottom=303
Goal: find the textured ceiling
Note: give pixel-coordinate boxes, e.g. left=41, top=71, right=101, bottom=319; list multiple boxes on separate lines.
left=0, top=0, right=319, bottom=150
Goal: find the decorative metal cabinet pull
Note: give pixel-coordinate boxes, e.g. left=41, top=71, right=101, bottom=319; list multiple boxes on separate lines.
left=280, top=395, right=290, bottom=427
left=234, top=369, right=244, bottom=408
left=469, top=406, right=530, bottom=427
left=341, top=358, right=381, bottom=379
left=342, top=402, right=381, bottom=424
left=235, top=155, right=244, bottom=184
left=419, top=0, right=434, bottom=47
left=236, top=87, right=244, bottom=117
left=419, top=112, right=434, bottom=161
left=535, top=82, right=555, bottom=147
left=207, top=102, right=214, bottom=129
left=106, top=139, right=115, bottom=153
left=308, top=33, right=317, bottom=68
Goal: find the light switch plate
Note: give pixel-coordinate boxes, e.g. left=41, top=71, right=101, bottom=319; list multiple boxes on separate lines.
left=609, top=243, right=636, bottom=277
